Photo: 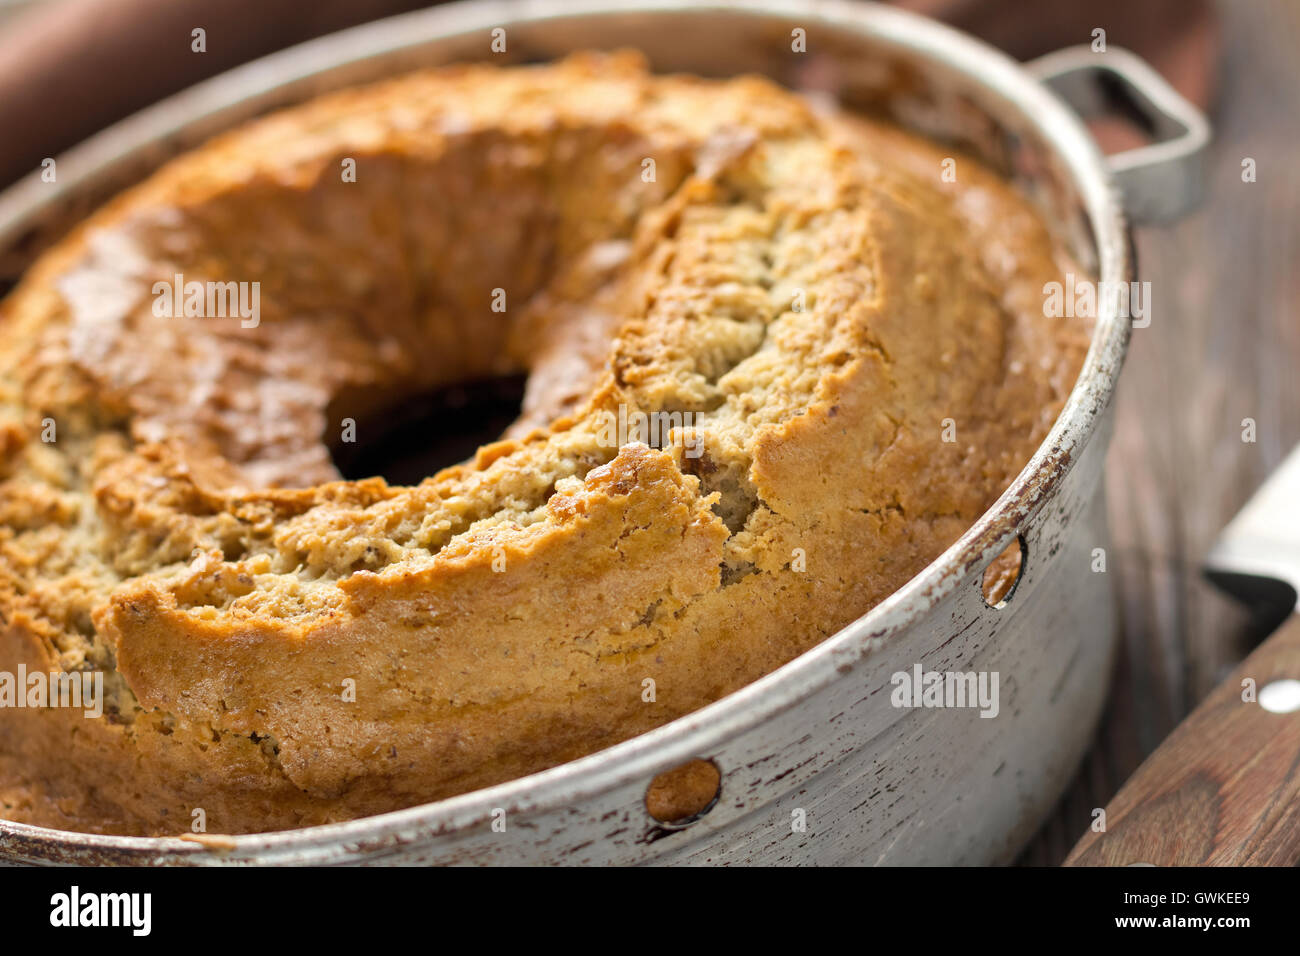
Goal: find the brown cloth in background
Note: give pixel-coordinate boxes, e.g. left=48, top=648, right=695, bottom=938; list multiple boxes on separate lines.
left=0, top=0, right=1218, bottom=189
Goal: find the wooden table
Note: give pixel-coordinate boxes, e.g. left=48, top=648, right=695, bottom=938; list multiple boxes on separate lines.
left=1019, top=0, right=1300, bottom=864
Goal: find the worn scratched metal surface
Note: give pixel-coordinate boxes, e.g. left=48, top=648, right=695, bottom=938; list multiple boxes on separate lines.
left=0, top=0, right=1202, bottom=865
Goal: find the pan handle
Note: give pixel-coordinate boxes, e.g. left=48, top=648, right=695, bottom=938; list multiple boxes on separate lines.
left=1027, top=46, right=1211, bottom=225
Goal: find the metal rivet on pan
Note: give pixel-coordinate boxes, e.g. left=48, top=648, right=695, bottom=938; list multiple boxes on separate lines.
left=645, top=758, right=721, bottom=827
left=981, top=534, right=1027, bottom=609
left=1258, top=679, right=1300, bottom=714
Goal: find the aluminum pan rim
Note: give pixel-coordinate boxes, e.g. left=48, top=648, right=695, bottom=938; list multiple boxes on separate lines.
left=0, top=0, right=1129, bottom=862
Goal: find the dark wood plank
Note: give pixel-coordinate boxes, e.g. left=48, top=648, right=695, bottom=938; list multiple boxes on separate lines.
left=1020, top=0, right=1300, bottom=865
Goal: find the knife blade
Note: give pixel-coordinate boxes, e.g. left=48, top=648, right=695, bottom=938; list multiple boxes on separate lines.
left=1065, top=445, right=1300, bottom=866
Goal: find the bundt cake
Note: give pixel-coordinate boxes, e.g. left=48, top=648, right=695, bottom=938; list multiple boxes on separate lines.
left=0, top=53, right=1088, bottom=835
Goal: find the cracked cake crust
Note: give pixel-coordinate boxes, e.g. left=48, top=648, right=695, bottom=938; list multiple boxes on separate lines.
left=0, top=53, right=1088, bottom=835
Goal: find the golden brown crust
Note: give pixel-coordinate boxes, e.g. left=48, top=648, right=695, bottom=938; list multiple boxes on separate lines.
left=0, top=53, right=1088, bottom=835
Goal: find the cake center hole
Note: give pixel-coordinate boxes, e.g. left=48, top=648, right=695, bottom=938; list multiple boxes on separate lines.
left=330, top=375, right=528, bottom=485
